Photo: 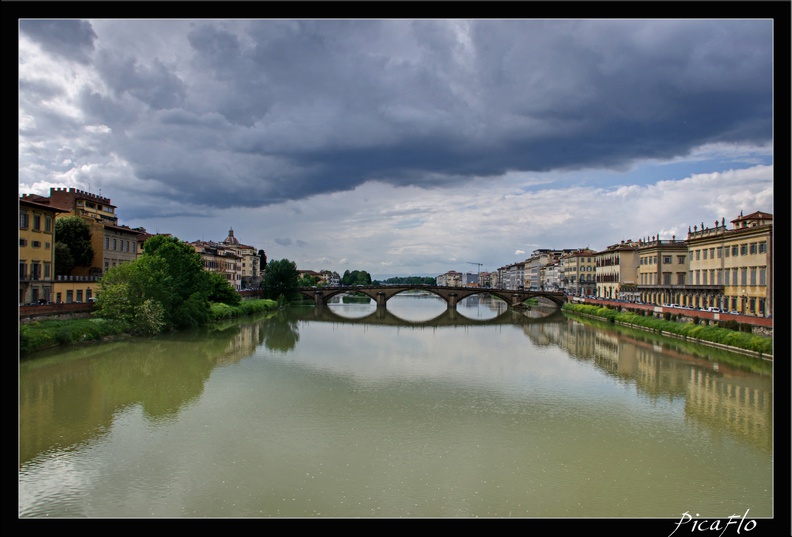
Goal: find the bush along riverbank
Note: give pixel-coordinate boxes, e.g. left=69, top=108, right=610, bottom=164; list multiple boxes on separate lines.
left=562, top=303, right=773, bottom=360
left=19, top=299, right=279, bottom=355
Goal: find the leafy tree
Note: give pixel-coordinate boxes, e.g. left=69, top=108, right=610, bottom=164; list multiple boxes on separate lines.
left=341, top=269, right=372, bottom=286
left=54, top=242, right=74, bottom=276
left=297, top=274, right=319, bottom=287
left=54, top=216, right=95, bottom=275
left=96, top=235, right=215, bottom=331
left=207, top=271, right=241, bottom=306
left=261, top=258, right=299, bottom=301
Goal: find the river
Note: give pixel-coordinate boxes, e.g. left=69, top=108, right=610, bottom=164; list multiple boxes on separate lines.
left=18, top=292, right=773, bottom=520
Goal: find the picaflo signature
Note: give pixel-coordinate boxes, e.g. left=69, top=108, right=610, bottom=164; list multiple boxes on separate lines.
left=669, top=510, right=757, bottom=537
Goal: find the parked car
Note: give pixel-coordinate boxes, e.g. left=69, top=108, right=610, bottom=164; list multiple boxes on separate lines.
left=705, top=307, right=726, bottom=313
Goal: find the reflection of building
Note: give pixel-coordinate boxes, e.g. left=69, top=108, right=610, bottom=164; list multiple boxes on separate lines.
left=686, top=368, right=772, bottom=452
left=559, top=318, right=772, bottom=453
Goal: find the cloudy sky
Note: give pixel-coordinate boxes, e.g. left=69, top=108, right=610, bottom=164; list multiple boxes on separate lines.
left=18, top=18, right=775, bottom=278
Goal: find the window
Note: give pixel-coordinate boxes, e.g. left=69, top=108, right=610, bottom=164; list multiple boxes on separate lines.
left=33, top=214, right=41, bottom=231
left=44, top=263, right=51, bottom=278
left=77, top=290, right=83, bottom=302
left=663, top=273, right=671, bottom=285
left=20, top=212, right=29, bottom=228
left=19, top=261, right=28, bottom=279
left=724, top=247, right=730, bottom=258
left=759, top=242, right=767, bottom=254
left=732, top=245, right=738, bottom=256
left=703, top=249, right=707, bottom=260
left=19, top=238, right=27, bottom=247
left=105, top=237, right=110, bottom=249
left=695, top=250, right=700, bottom=260
left=740, top=244, right=747, bottom=255
left=45, top=216, right=52, bottom=232
left=66, top=290, right=74, bottom=303
left=45, top=242, right=51, bottom=249
left=31, top=261, right=41, bottom=280
left=759, top=267, right=766, bottom=286
left=677, top=273, right=685, bottom=285
left=717, top=247, right=722, bottom=258
left=677, top=255, right=686, bottom=264
left=113, top=238, right=117, bottom=250
left=663, top=256, right=671, bottom=264
left=740, top=268, right=747, bottom=285
left=724, top=270, right=730, bottom=285
left=695, top=270, right=700, bottom=285
left=32, top=241, right=41, bottom=248
left=709, top=248, right=715, bottom=258
left=749, top=243, right=757, bottom=255
left=750, top=267, right=757, bottom=286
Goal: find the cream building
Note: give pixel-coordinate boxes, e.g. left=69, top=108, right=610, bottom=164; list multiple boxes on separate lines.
left=595, top=240, right=640, bottom=300
left=686, top=211, right=772, bottom=316
left=637, top=236, right=689, bottom=306
left=560, top=249, right=597, bottom=297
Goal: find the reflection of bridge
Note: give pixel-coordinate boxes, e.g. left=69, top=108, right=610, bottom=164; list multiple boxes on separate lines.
left=295, top=285, right=567, bottom=309
left=293, top=302, right=565, bottom=327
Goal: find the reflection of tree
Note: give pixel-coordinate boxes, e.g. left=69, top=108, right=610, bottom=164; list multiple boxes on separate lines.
left=259, top=310, right=300, bottom=352
left=19, top=323, right=261, bottom=466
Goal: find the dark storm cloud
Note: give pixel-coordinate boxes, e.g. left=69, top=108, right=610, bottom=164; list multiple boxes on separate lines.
left=20, top=19, right=97, bottom=64
left=21, top=19, right=773, bottom=215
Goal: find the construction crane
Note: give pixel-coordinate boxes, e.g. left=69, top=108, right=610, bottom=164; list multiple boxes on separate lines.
left=467, top=262, right=483, bottom=287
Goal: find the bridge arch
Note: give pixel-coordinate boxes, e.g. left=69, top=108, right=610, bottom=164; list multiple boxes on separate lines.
left=296, top=285, right=567, bottom=309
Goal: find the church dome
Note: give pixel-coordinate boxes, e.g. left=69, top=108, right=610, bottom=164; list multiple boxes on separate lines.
left=223, top=228, right=240, bottom=245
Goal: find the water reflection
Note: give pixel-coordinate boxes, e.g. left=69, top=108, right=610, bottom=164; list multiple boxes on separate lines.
left=19, top=302, right=772, bottom=517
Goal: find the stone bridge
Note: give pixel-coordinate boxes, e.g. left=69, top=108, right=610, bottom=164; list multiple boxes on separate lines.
left=295, top=302, right=565, bottom=327
left=295, top=285, right=567, bottom=309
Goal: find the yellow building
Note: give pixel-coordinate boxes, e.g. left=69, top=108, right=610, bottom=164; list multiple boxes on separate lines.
left=595, top=240, right=640, bottom=300
left=686, top=211, right=772, bottom=316
left=220, top=228, right=263, bottom=289
left=19, top=198, right=68, bottom=304
left=637, top=236, right=689, bottom=306
left=561, top=248, right=597, bottom=297
left=20, top=188, right=144, bottom=302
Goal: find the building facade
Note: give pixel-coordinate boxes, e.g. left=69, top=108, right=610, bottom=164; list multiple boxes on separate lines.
left=560, top=249, right=597, bottom=297
left=595, top=240, right=640, bottom=300
left=686, top=211, right=772, bottom=316
left=636, top=236, right=689, bottom=305
left=19, top=199, right=68, bottom=304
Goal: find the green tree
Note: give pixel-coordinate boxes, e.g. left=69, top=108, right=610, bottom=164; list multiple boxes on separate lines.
left=96, top=235, right=215, bottom=331
left=207, top=271, right=241, bottom=306
left=341, top=269, right=372, bottom=286
left=261, top=259, right=299, bottom=301
left=297, top=274, right=318, bottom=287
left=54, top=216, right=95, bottom=275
